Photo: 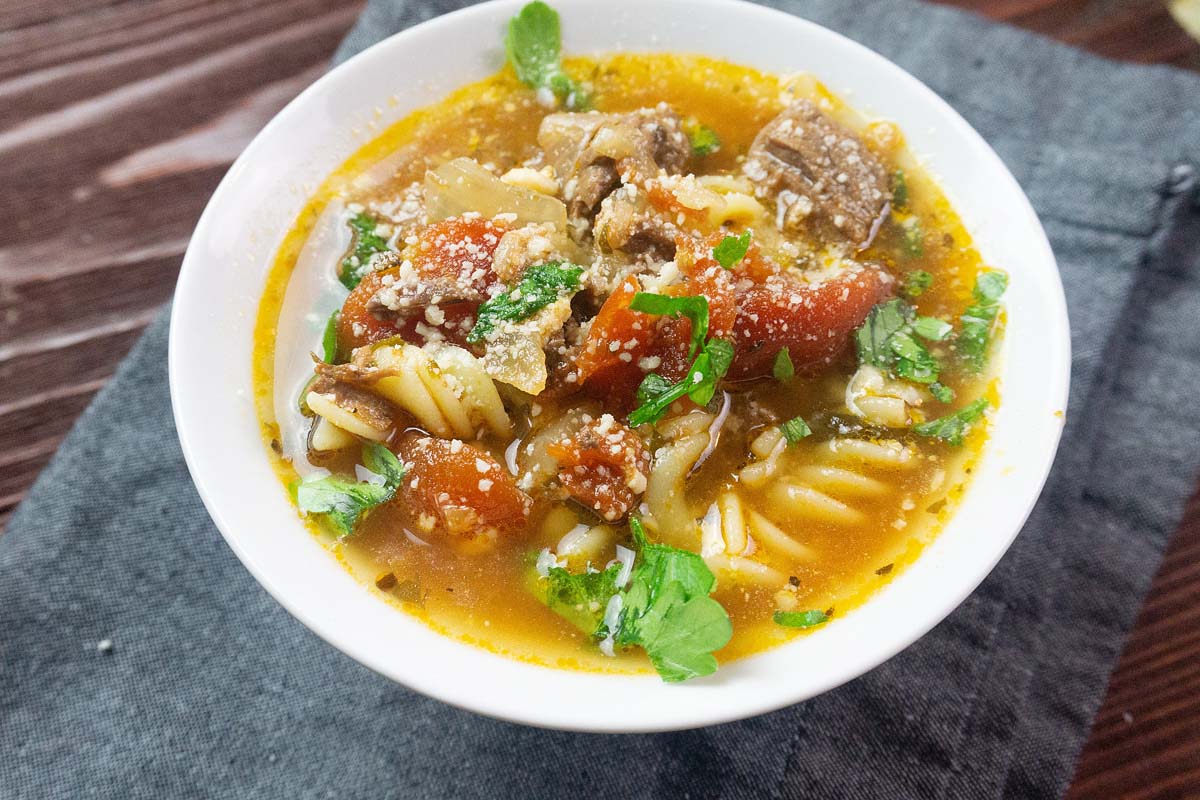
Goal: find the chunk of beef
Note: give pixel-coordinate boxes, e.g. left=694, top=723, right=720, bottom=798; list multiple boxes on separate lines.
left=537, top=105, right=690, bottom=218
left=593, top=185, right=681, bottom=260
left=744, top=100, right=889, bottom=248
left=309, top=365, right=397, bottom=433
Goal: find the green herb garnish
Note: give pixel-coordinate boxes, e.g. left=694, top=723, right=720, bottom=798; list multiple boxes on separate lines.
left=957, top=271, right=1008, bottom=372
left=616, top=518, right=733, bottom=682
left=627, top=294, right=734, bottom=426
left=929, top=381, right=955, bottom=404
left=467, top=261, right=584, bottom=344
left=340, top=212, right=391, bottom=290
left=855, top=299, right=943, bottom=386
left=543, top=563, right=623, bottom=635
left=912, top=316, right=953, bottom=342
left=912, top=398, right=989, bottom=446
left=321, top=309, right=340, bottom=363
left=629, top=293, right=708, bottom=357
left=712, top=231, right=751, bottom=269
left=629, top=338, right=734, bottom=426
left=900, top=269, right=933, bottom=298
left=772, top=347, right=795, bottom=382
left=295, top=442, right=405, bottom=536
left=773, top=609, right=829, bottom=628
left=780, top=416, right=812, bottom=445
left=892, top=169, right=909, bottom=210
left=505, top=1, right=588, bottom=109
left=685, top=121, right=721, bottom=156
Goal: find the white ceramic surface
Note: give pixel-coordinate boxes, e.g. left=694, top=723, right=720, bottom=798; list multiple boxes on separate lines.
left=169, top=0, right=1070, bottom=732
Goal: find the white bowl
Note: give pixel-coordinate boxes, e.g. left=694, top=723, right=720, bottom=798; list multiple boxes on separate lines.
left=169, top=0, right=1069, bottom=732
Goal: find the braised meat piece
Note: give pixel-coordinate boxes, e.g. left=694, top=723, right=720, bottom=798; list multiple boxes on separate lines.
left=744, top=100, right=889, bottom=248
left=537, top=105, right=690, bottom=218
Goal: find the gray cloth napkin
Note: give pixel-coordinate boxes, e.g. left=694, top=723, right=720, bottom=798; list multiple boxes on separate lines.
left=4, top=1, right=1200, bottom=797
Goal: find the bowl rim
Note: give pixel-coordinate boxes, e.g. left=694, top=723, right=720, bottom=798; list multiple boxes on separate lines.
left=169, top=0, right=1071, bottom=732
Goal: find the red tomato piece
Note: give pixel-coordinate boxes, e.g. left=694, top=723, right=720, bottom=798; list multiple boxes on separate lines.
left=546, top=416, right=651, bottom=522
left=728, top=267, right=894, bottom=380
left=395, top=434, right=532, bottom=553
left=338, top=270, right=401, bottom=352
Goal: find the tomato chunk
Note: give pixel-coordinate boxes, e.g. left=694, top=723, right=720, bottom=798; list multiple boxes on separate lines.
left=395, top=434, right=532, bottom=553
left=338, top=270, right=401, bottom=352
left=408, top=216, right=506, bottom=291
left=729, top=267, right=893, bottom=379
left=546, top=415, right=650, bottom=522
left=576, top=276, right=659, bottom=407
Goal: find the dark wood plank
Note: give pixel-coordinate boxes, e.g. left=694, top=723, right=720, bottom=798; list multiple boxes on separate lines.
left=0, top=0, right=362, bottom=526
left=0, top=2, right=1197, bottom=797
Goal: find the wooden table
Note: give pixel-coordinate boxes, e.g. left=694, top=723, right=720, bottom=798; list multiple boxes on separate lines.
left=2, top=1, right=1196, bottom=795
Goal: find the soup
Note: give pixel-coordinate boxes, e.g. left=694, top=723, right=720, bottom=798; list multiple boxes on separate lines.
left=253, top=2, right=1005, bottom=681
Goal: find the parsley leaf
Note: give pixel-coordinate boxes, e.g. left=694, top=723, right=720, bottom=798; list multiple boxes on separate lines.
left=900, top=269, right=933, bottom=298
left=912, top=316, right=953, bottom=342
left=321, top=310, right=340, bottom=363
left=773, top=347, right=795, bottom=382
left=467, top=261, right=583, bottom=344
left=685, top=121, right=721, bottom=156
left=913, top=398, right=989, bottom=446
left=929, top=381, right=955, bottom=404
left=543, top=564, right=622, bottom=635
left=773, top=609, right=829, bottom=628
left=505, top=1, right=588, bottom=109
left=630, top=292, right=708, bottom=357
left=892, top=169, right=909, bottom=211
left=856, top=299, right=943, bottom=385
left=627, top=294, right=734, bottom=426
left=781, top=416, right=812, bottom=445
left=855, top=299, right=911, bottom=369
left=616, top=523, right=732, bottom=682
left=628, top=338, right=734, bottom=426
left=295, top=442, right=405, bottom=536
left=712, top=231, right=751, bottom=269
left=340, top=212, right=391, bottom=290
left=957, top=271, right=1008, bottom=372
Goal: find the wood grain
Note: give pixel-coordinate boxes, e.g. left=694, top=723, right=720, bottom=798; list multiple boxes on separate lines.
left=0, top=1, right=1196, bottom=797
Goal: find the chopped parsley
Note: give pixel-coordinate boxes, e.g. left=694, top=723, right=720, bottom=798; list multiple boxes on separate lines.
left=629, top=292, right=708, bottom=357
left=913, top=398, right=989, bottom=446
left=957, top=271, right=1008, bottom=372
left=685, top=120, right=721, bottom=156
left=467, top=261, right=583, bottom=344
left=536, top=517, right=732, bottom=682
left=340, top=212, right=391, bottom=290
left=780, top=416, right=812, bottom=445
left=900, top=269, right=933, bottom=298
left=773, top=609, right=829, bottom=628
left=616, top=518, right=733, bottom=681
left=712, top=231, right=751, bottom=269
left=629, top=338, right=734, bottom=426
left=892, top=169, right=909, bottom=211
left=543, top=563, right=622, bottom=635
left=505, top=1, right=588, bottom=109
left=295, top=443, right=405, bottom=537
left=627, top=294, right=733, bottom=426
left=321, top=309, right=340, bottom=363
left=929, top=381, right=955, bottom=404
left=912, top=316, right=953, bottom=342
left=855, top=299, right=943, bottom=385
left=773, top=347, right=795, bottom=382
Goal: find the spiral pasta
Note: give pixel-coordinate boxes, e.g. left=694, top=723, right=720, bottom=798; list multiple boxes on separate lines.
left=368, top=342, right=511, bottom=440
